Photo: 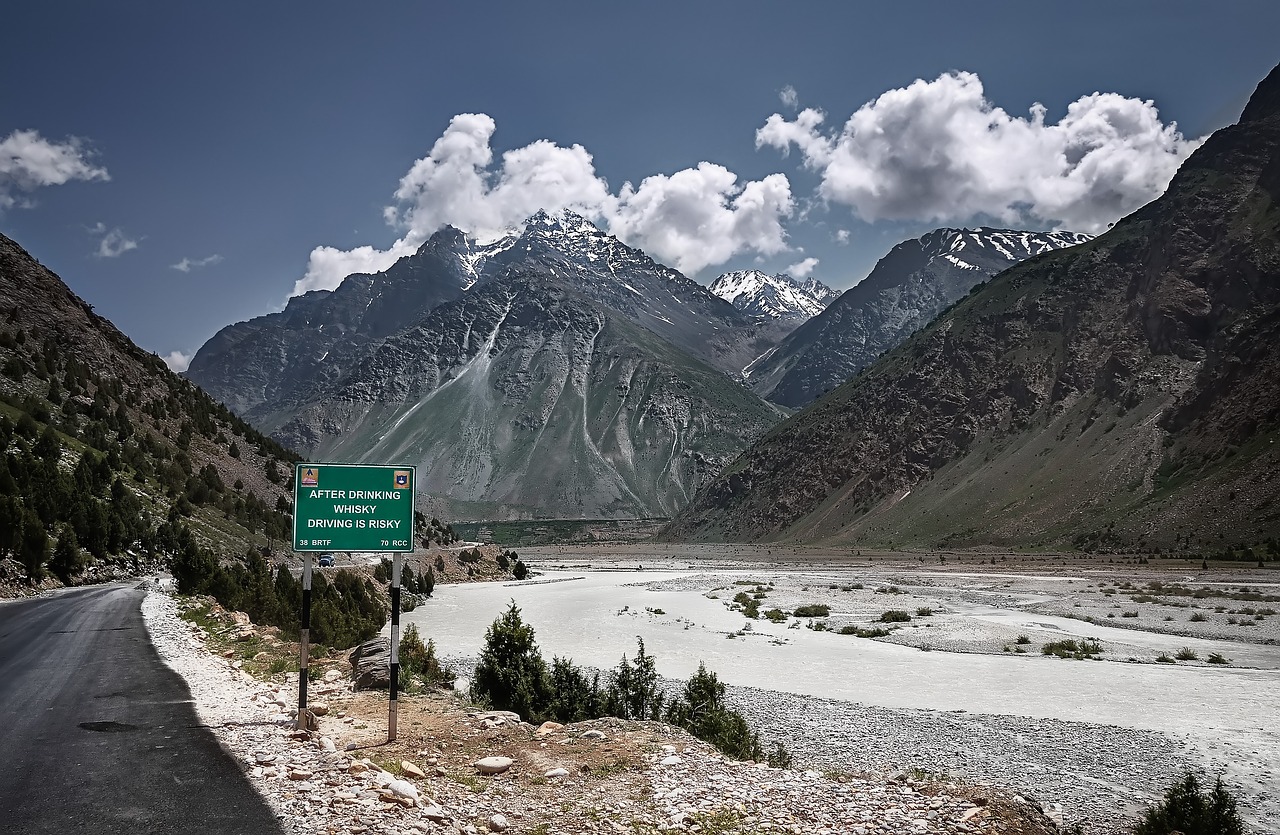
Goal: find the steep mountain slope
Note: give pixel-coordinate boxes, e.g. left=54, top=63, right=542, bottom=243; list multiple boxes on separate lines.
left=186, top=226, right=492, bottom=416
left=261, top=271, right=785, bottom=519
left=747, top=228, right=1092, bottom=408
left=189, top=211, right=772, bottom=422
left=0, top=234, right=296, bottom=585
left=188, top=211, right=788, bottom=520
left=709, top=270, right=837, bottom=322
left=665, top=63, right=1280, bottom=552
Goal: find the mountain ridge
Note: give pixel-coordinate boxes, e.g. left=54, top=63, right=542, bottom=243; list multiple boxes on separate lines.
left=747, top=227, right=1092, bottom=408
left=663, top=63, right=1280, bottom=551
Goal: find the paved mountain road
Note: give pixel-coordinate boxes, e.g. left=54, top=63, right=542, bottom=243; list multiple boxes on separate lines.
left=0, top=584, right=283, bottom=834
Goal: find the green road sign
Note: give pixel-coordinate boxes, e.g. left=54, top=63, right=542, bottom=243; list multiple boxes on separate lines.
left=293, top=463, right=416, bottom=552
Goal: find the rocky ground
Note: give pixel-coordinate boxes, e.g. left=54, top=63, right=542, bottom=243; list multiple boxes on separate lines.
left=142, top=587, right=1059, bottom=835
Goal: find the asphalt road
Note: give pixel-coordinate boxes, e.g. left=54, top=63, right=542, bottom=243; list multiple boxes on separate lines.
left=0, top=584, right=284, bottom=834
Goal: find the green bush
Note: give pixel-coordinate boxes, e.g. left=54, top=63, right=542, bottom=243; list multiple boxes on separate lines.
left=399, top=624, right=454, bottom=690
left=1041, top=639, right=1103, bottom=659
left=1133, top=773, right=1243, bottom=835
left=664, top=664, right=763, bottom=762
left=470, top=601, right=550, bottom=722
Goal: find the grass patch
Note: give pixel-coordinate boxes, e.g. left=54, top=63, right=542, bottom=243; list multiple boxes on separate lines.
left=839, top=625, right=891, bottom=638
left=1041, top=639, right=1103, bottom=659
left=1175, top=647, right=1198, bottom=661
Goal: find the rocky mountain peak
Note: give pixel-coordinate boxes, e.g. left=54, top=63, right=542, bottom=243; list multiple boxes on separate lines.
left=709, top=270, right=837, bottom=322
left=1240, top=61, right=1280, bottom=124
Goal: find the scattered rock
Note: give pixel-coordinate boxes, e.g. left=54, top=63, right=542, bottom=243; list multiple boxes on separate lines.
left=544, top=767, right=569, bottom=778
left=348, top=637, right=392, bottom=690
left=386, top=779, right=419, bottom=805
left=488, top=813, right=510, bottom=831
left=474, top=756, right=514, bottom=775
left=579, top=729, right=607, bottom=740
left=401, top=760, right=427, bottom=779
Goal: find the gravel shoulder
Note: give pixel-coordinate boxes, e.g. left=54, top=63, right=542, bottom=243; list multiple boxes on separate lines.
left=140, top=587, right=1060, bottom=835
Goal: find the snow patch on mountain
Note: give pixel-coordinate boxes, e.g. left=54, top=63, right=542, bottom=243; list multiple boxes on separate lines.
left=709, top=270, right=838, bottom=321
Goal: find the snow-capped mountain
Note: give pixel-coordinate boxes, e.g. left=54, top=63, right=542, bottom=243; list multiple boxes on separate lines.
left=745, top=227, right=1093, bottom=408
left=709, top=270, right=838, bottom=322
left=186, top=210, right=788, bottom=519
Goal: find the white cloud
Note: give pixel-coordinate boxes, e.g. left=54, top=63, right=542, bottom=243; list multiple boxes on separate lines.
left=779, top=85, right=799, bottom=110
left=610, top=165, right=793, bottom=275
left=293, top=113, right=795, bottom=294
left=785, top=257, right=819, bottom=278
left=88, top=223, right=138, bottom=258
left=756, top=71, right=1203, bottom=233
left=834, top=229, right=850, bottom=244
left=0, top=129, right=109, bottom=209
left=293, top=239, right=419, bottom=296
left=163, top=351, right=192, bottom=372
left=171, top=254, right=223, bottom=272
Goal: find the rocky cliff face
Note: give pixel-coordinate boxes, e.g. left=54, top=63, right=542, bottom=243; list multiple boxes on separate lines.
left=267, top=271, right=784, bottom=519
left=665, top=63, right=1280, bottom=551
left=747, top=228, right=1092, bottom=408
left=189, top=212, right=787, bottom=520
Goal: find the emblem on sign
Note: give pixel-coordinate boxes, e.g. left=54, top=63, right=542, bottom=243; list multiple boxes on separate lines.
left=301, top=467, right=319, bottom=486
left=393, top=469, right=411, bottom=488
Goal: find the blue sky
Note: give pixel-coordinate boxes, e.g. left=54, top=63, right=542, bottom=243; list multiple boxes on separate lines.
left=2, top=1, right=1277, bottom=370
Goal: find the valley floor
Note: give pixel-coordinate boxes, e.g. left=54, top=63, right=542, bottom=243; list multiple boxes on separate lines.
left=398, top=545, right=1280, bottom=833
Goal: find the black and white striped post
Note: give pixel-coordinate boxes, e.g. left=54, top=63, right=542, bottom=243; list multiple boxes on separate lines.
left=389, top=552, right=402, bottom=741
left=296, top=552, right=313, bottom=730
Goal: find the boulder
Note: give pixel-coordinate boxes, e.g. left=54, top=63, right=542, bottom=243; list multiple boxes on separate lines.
left=348, top=637, right=391, bottom=690
left=474, top=756, right=514, bottom=775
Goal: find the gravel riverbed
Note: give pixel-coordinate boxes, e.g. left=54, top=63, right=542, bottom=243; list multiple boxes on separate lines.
left=143, top=580, right=1274, bottom=834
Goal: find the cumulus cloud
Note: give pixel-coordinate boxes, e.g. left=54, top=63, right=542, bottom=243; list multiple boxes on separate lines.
left=88, top=222, right=138, bottom=258
left=785, top=256, right=819, bottom=278
left=779, top=85, right=799, bottom=110
left=834, top=229, right=850, bottom=244
left=171, top=254, right=223, bottom=272
left=756, top=71, right=1202, bottom=233
left=610, top=164, right=793, bottom=275
left=1, top=130, right=109, bottom=209
left=292, top=113, right=795, bottom=295
left=293, top=239, right=419, bottom=296
left=163, top=351, right=192, bottom=372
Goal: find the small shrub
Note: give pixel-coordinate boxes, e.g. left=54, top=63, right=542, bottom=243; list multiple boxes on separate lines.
left=1175, top=647, right=1198, bottom=661
left=1156, top=653, right=1176, bottom=663
left=1015, top=635, right=1031, bottom=645
left=793, top=604, right=830, bottom=617
left=763, top=608, right=787, bottom=623
left=915, top=607, right=935, bottom=617
left=879, top=610, right=912, bottom=623
left=1122, top=610, right=1139, bottom=618
left=1190, top=612, right=1208, bottom=622
left=1132, top=772, right=1243, bottom=835
left=1207, top=653, right=1229, bottom=665
left=1042, top=639, right=1103, bottom=659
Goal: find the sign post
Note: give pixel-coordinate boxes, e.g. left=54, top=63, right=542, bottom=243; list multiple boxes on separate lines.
left=296, top=553, right=312, bottom=729
left=389, top=553, right=402, bottom=741
left=293, top=463, right=415, bottom=742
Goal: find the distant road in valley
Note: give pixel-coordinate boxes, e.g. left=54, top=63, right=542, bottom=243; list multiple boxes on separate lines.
left=0, top=584, right=283, bottom=835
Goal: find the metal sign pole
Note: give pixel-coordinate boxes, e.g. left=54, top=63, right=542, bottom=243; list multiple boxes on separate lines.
left=296, top=552, right=312, bottom=729
left=389, top=552, right=402, bottom=742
